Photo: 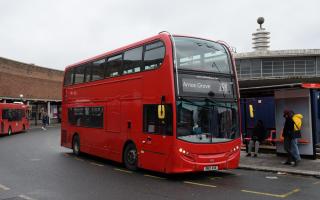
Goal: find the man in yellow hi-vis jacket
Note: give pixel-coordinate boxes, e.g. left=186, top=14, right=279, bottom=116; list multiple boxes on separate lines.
left=291, top=113, right=303, bottom=166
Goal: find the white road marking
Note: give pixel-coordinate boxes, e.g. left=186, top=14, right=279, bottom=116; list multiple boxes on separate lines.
left=114, top=168, right=132, bottom=174
left=144, top=174, right=166, bottom=180
left=18, top=194, right=37, bottom=200
left=313, top=181, right=320, bottom=185
left=90, top=162, right=104, bottom=167
left=0, top=183, right=10, bottom=191
left=265, top=176, right=279, bottom=180
left=184, top=181, right=217, bottom=188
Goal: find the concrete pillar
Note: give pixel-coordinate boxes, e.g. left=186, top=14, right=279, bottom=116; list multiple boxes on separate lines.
left=47, top=101, right=51, bottom=125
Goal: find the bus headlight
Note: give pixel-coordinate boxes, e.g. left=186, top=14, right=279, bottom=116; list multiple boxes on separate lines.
left=178, top=148, right=189, bottom=155
left=231, top=146, right=240, bottom=153
left=178, top=148, right=195, bottom=162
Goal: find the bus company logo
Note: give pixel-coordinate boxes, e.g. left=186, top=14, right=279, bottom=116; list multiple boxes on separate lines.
left=210, top=159, right=215, bottom=163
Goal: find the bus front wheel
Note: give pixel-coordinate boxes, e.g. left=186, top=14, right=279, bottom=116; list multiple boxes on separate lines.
left=72, top=135, right=81, bottom=156
left=123, top=143, right=138, bottom=171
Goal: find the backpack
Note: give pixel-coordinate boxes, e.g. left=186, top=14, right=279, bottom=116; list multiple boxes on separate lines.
left=292, top=114, right=303, bottom=138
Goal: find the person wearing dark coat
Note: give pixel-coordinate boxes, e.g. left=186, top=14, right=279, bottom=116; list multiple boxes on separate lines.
left=247, top=120, right=266, bottom=157
left=282, top=110, right=295, bottom=165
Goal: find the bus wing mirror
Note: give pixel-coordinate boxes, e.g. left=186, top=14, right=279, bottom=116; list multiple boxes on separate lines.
left=158, top=105, right=165, bottom=119
left=249, top=104, right=254, bottom=118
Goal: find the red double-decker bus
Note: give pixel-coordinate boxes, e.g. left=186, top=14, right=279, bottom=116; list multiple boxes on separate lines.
left=0, top=103, right=29, bottom=135
left=61, top=33, right=241, bottom=173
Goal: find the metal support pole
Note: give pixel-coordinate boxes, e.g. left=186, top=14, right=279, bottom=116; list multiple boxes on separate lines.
left=35, top=104, right=38, bottom=126
left=47, top=101, right=51, bottom=125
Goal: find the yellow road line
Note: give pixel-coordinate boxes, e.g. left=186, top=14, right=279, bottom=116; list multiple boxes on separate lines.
left=0, top=183, right=10, bottom=191
left=281, top=189, right=301, bottom=198
left=184, top=181, right=216, bottom=188
left=90, top=162, right=104, bottom=167
left=144, top=174, right=166, bottom=180
left=241, top=188, right=300, bottom=198
left=114, top=168, right=132, bottom=174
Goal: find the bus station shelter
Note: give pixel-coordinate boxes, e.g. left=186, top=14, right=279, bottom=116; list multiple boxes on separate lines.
left=240, top=81, right=320, bottom=159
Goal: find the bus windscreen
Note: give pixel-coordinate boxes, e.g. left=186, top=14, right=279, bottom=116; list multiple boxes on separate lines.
left=174, top=36, right=231, bottom=74
left=176, top=99, right=239, bottom=143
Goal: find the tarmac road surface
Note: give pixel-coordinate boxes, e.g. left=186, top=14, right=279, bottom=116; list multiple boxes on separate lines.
left=0, top=126, right=319, bottom=200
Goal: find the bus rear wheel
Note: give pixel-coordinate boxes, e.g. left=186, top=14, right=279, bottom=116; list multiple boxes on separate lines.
left=72, top=135, right=81, bottom=156
left=8, top=127, right=12, bottom=136
left=123, top=143, right=138, bottom=171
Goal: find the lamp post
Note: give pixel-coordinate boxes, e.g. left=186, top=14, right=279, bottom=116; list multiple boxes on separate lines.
left=19, top=94, right=24, bottom=103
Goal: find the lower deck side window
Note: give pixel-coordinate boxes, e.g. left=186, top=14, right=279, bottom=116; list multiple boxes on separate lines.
left=1, top=109, right=24, bottom=121
left=68, top=106, right=104, bottom=128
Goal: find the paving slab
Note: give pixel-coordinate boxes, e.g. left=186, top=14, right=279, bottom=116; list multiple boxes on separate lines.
left=239, top=151, right=320, bottom=177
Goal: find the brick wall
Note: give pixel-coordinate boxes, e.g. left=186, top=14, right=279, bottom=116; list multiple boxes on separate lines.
left=0, top=57, right=63, bottom=100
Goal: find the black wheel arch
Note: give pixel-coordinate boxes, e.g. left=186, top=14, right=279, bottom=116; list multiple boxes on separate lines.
left=122, top=140, right=137, bottom=163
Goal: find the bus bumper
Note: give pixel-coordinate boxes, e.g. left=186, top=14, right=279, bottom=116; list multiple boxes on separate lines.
left=167, top=139, right=241, bottom=173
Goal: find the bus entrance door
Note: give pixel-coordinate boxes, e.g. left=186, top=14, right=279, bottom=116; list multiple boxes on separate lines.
left=140, top=134, right=172, bottom=172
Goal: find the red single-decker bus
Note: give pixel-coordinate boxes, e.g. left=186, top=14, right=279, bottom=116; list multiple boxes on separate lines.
left=0, top=103, right=29, bottom=135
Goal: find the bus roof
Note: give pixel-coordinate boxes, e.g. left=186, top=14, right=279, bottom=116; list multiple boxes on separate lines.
left=65, top=34, right=169, bottom=71
left=64, top=33, right=223, bottom=72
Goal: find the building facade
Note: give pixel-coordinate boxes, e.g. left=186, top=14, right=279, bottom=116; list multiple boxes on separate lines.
left=234, top=18, right=320, bottom=157
left=235, top=50, right=320, bottom=97
left=0, top=57, right=64, bottom=125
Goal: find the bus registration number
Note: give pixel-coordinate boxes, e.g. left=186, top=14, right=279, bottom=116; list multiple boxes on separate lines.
left=204, top=166, right=218, bottom=171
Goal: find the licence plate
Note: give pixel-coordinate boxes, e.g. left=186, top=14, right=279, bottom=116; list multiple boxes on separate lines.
left=204, top=165, right=218, bottom=171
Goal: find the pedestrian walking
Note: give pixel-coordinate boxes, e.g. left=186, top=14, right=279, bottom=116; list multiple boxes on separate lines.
left=282, top=110, right=295, bottom=165
left=42, top=111, right=48, bottom=130
left=247, top=120, right=266, bottom=157
left=291, top=112, right=303, bottom=166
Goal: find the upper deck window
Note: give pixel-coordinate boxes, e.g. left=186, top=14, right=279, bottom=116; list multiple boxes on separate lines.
left=105, top=54, right=122, bottom=78
left=91, top=59, right=105, bottom=81
left=123, top=47, right=143, bottom=74
left=64, top=69, right=74, bottom=86
left=84, top=64, right=91, bottom=82
left=74, top=65, right=86, bottom=84
left=174, top=37, right=231, bottom=74
left=64, top=40, right=166, bottom=86
left=144, top=41, right=165, bottom=70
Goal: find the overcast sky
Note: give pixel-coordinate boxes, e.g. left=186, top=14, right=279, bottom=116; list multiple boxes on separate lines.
left=0, top=0, right=320, bottom=70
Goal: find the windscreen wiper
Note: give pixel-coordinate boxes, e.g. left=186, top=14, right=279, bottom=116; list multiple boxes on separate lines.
left=211, top=61, right=222, bottom=74
left=211, top=61, right=231, bottom=100
left=178, top=97, right=200, bottom=106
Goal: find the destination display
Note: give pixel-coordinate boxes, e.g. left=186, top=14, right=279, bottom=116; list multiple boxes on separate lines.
left=178, top=74, right=234, bottom=98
